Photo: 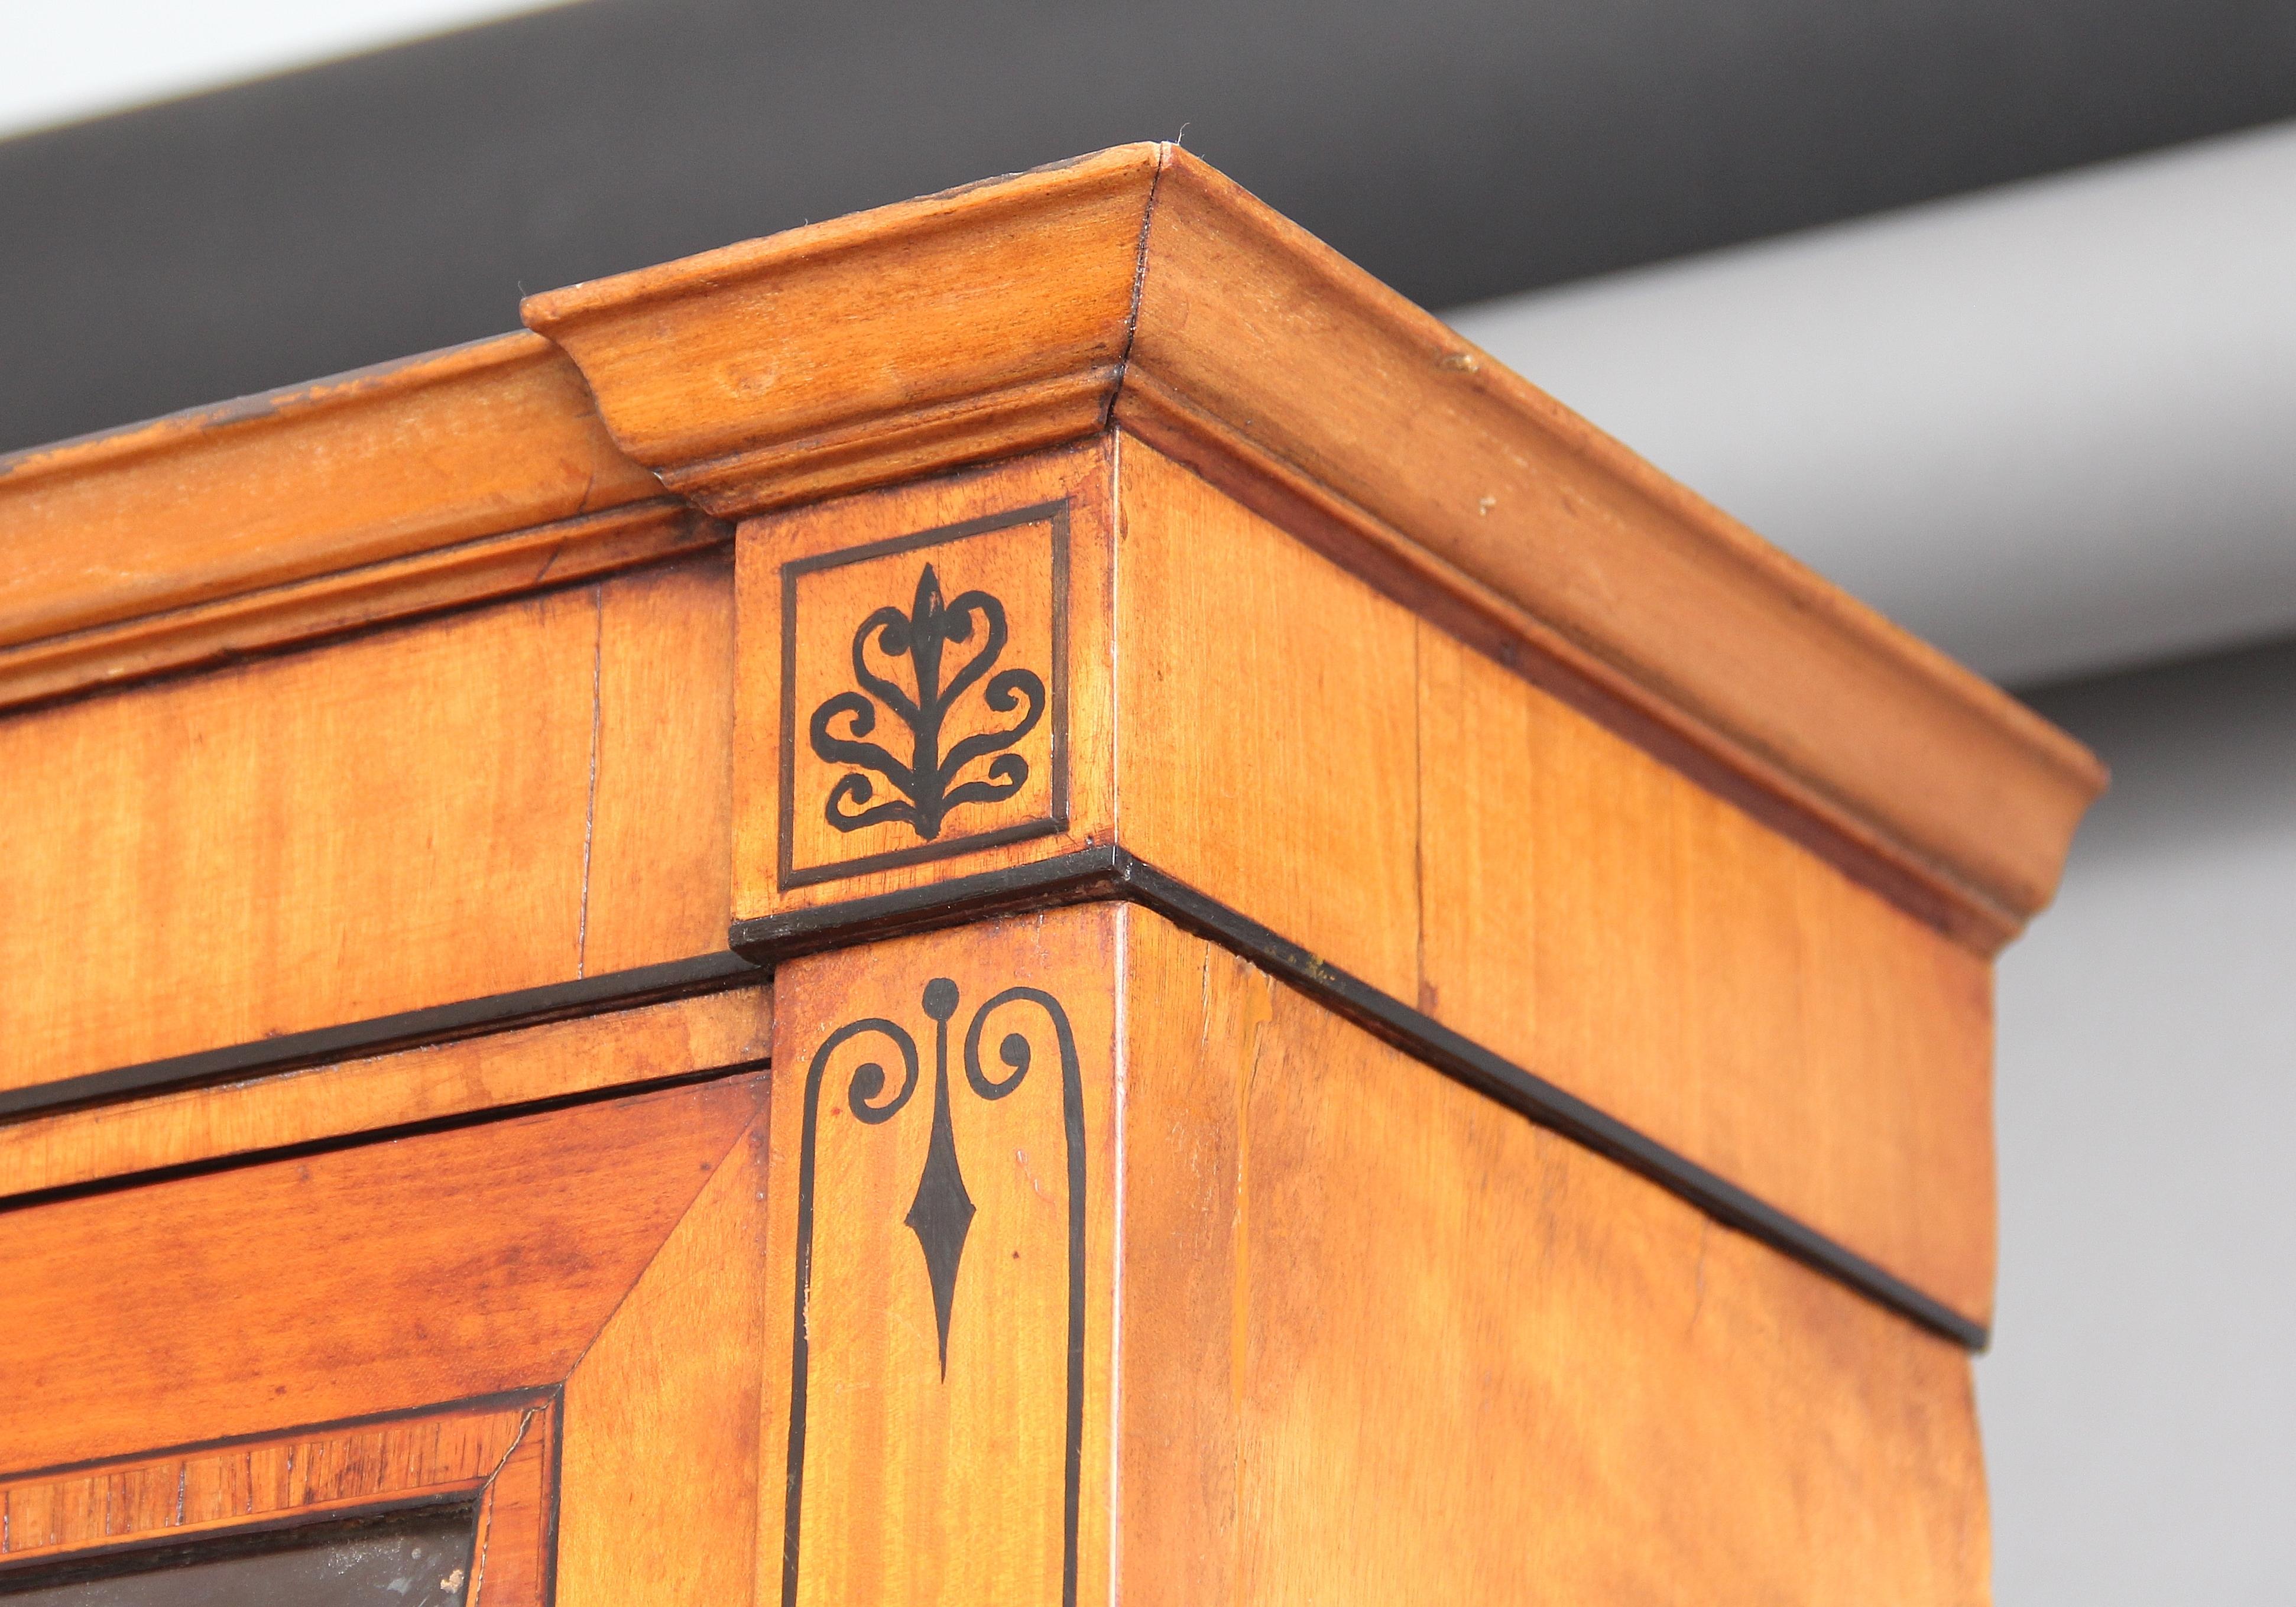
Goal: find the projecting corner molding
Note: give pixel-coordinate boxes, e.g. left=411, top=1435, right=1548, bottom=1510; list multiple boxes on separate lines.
left=524, top=143, right=2104, bottom=952
left=0, top=333, right=723, bottom=717
left=0, top=145, right=2100, bottom=952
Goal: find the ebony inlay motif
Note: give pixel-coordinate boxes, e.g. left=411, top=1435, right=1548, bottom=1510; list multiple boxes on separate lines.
left=809, top=566, right=1046, bottom=841
left=784, top=975, right=1086, bottom=1607
left=778, top=502, right=1071, bottom=890
left=903, top=976, right=977, bottom=1376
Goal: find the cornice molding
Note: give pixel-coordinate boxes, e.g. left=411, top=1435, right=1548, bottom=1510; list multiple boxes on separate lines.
left=523, top=147, right=1158, bottom=517
left=0, top=145, right=2103, bottom=944
left=524, top=144, right=2103, bottom=946
left=0, top=332, right=719, bottom=711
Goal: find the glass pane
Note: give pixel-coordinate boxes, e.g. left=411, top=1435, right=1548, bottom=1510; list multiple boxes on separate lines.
left=0, top=1507, right=478, bottom=1607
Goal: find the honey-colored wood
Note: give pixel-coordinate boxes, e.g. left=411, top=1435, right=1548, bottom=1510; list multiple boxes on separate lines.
left=1108, top=909, right=1259, bottom=1607
left=525, top=150, right=1156, bottom=519
left=729, top=901, right=1989, bottom=1605
left=1117, top=439, right=1992, bottom=1320
left=734, top=444, right=1115, bottom=921
left=0, top=985, right=771, bottom=1202
left=0, top=560, right=737, bottom=1094
left=0, top=1403, right=531, bottom=1563
left=0, top=332, right=708, bottom=713
left=1416, top=624, right=1998, bottom=1319
left=0, top=588, right=584, bottom=1091
left=522, top=143, right=2102, bottom=947
left=722, top=436, right=1994, bottom=1324
left=1119, top=150, right=2096, bottom=947
left=760, top=912, right=1120, bottom=1607
left=0, top=505, right=716, bottom=720
left=470, top=1407, right=554, bottom=1607
left=0, top=1077, right=763, bottom=1473
left=556, top=1100, right=768, bottom=1607
left=0, top=141, right=2112, bottom=1606
left=1115, top=906, right=1989, bottom=1606
left=1113, top=437, right=1422, bottom=1001
left=585, top=552, right=739, bottom=973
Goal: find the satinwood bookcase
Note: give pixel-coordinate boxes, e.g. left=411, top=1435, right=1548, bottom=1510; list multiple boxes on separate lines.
left=0, top=145, right=2103, bottom=1605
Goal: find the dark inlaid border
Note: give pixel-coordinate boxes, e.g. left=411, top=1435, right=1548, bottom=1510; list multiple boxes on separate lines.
left=784, top=982, right=1085, bottom=1607
left=3, top=848, right=1986, bottom=1348
left=734, top=844, right=1990, bottom=1350
left=0, top=950, right=761, bottom=1122
left=777, top=501, right=1072, bottom=889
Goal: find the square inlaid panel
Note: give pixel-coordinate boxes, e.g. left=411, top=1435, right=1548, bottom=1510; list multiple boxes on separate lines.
left=778, top=502, right=1069, bottom=889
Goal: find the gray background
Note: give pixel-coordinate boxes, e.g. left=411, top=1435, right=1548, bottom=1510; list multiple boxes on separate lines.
left=1986, top=645, right=2296, bottom=1603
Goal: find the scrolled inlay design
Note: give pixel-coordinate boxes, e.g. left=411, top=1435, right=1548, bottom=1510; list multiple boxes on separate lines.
left=784, top=974, right=1085, bottom=1607
left=808, top=564, right=1046, bottom=842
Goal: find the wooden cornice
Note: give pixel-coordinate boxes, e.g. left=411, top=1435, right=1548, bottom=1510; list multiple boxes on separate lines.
left=0, top=144, right=2102, bottom=948
left=0, top=332, right=719, bottom=712
left=523, top=147, right=1159, bottom=515
left=526, top=143, right=2103, bottom=947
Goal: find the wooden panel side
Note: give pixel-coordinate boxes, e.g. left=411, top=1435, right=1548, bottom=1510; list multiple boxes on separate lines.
left=0, top=1077, right=765, bottom=1474
left=0, top=557, right=740, bottom=1096
left=1418, top=626, right=1997, bottom=1321
left=584, top=551, right=739, bottom=974
left=0, top=986, right=772, bottom=1202
left=1124, top=147, right=2102, bottom=941
left=557, top=1102, right=767, bottom=1607
left=1111, top=910, right=1253, bottom=1607
left=0, top=592, right=594, bottom=1090
left=1116, top=911, right=1990, bottom=1607
left=1113, top=437, right=1421, bottom=1001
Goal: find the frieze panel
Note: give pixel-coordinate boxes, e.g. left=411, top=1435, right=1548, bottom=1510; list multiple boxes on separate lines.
left=779, top=503, right=1071, bottom=889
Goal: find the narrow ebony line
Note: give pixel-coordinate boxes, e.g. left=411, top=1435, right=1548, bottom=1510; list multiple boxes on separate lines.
left=734, top=844, right=1988, bottom=1349
left=15, top=847, right=1987, bottom=1346
left=731, top=846, right=1130, bottom=961
left=0, top=1063, right=760, bottom=1217
left=0, top=1385, right=556, bottom=1487
left=0, top=949, right=763, bottom=1121
left=1113, top=857, right=1990, bottom=1350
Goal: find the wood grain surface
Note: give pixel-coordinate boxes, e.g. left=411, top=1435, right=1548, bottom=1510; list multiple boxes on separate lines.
left=584, top=553, right=739, bottom=973
left=1417, top=624, right=1999, bottom=1319
left=0, top=332, right=702, bottom=713
left=1113, top=438, right=1422, bottom=1001
left=0, top=558, right=736, bottom=1095
left=761, top=912, right=1121, bottom=1607
left=524, top=148, right=1156, bottom=519
left=469, top=1405, right=554, bottom=1607
left=1111, top=437, right=1994, bottom=1318
left=4, top=144, right=2099, bottom=953
left=0, top=1077, right=764, bottom=1473
left=1120, top=150, right=2100, bottom=947
left=557, top=1102, right=768, bottom=1607
left=0, top=985, right=771, bottom=1202
left=0, top=1404, right=531, bottom=1564
left=1117, top=907, right=1990, bottom=1606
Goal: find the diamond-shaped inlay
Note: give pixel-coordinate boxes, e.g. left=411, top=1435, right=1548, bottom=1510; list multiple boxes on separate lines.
left=904, top=977, right=975, bottom=1378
